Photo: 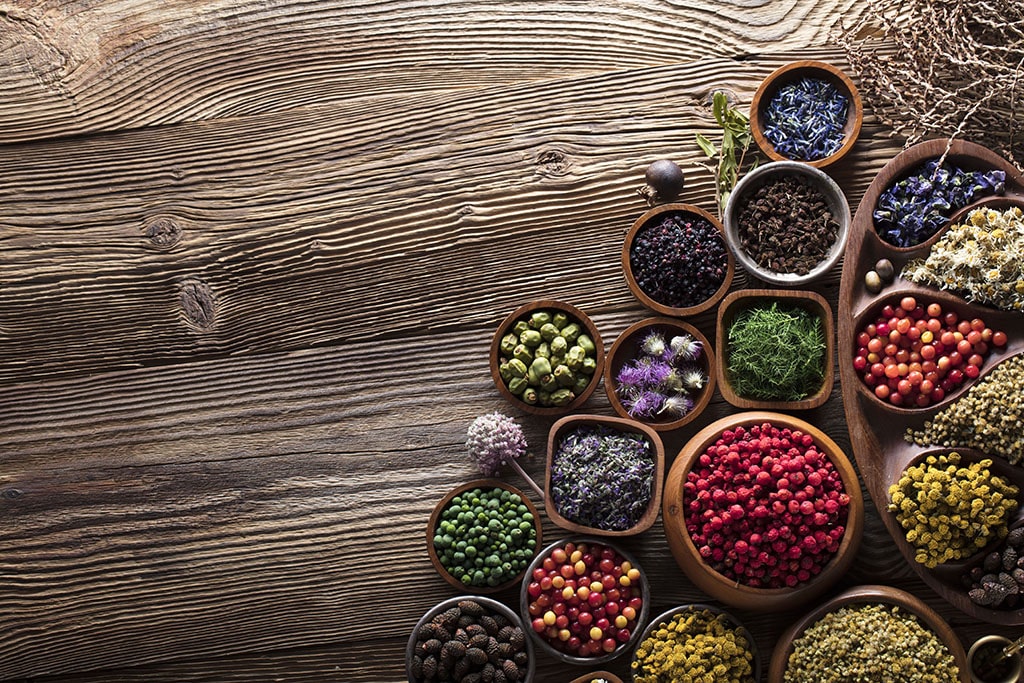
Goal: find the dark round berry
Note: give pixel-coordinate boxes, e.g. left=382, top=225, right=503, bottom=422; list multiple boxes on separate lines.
left=644, top=159, right=685, bottom=200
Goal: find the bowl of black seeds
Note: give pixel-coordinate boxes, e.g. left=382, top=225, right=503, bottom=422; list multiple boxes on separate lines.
left=723, top=161, right=851, bottom=287
left=622, top=203, right=734, bottom=317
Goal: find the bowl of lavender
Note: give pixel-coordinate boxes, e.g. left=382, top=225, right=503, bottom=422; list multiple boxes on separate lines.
left=545, top=414, right=665, bottom=536
left=750, top=60, right=862, bottom=169
left=622, top=203, right=734, bottom=317
left=603, top=318, right=716, bottom=431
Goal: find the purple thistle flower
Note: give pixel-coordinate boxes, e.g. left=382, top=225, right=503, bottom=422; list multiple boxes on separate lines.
left=658, top=394, right=694, bottom=417
left=625, top=390, right=666, bottom=419
left=640, top=330, right=668, bottom=359
left=616, top=362, right=647, bottom=389
left=670, top=334, right=703, bottom=362
left=642, top=360, right=674, bottom=386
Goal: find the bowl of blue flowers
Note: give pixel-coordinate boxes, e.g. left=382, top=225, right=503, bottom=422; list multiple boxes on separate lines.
left=603, top=317, right=716, bottom=431
left=545, top=414, right=665, bottom=536
left=750, top=60, right=862, bottom=169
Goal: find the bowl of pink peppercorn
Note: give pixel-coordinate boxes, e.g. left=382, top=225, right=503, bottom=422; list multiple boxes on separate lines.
left=662, top=411, right=864, bottom=612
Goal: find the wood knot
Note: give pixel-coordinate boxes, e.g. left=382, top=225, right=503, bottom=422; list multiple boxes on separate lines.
left=144, top=217, right=183, bottom=249
left=2, top=488, right=23, bottom=500
left=535, top=148, right=571, bottom=178
left=180, top=279, right=216, bottom=330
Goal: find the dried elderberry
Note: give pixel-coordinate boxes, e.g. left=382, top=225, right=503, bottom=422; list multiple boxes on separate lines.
left=629, top=211, right=728, bottom=309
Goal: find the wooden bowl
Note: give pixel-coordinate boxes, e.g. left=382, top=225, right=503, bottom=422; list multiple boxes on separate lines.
left=407, top=594, right=536, bottom=683
left=519, top=537, right=651, bottom=666
left=603, top=317, right=716, bottom=431
left=545, top=414, right=665, bottom=536
left=750, top=60, right=862, bottom=169
left=767, top=585, right=969, bottom=683
left=568, top=673, right=624, bottom=683
left=490, top=299, right=605, bottom=416
left=426, top=479, right=542, bottom=593
left=716, top=289, right=834, bottom=410
left=622, top=203, right=734, bottom=317
left=631, top=603, right=761, bottom=682
left=723, top=160, right=851, bottom=286
left=837, top=136, right=1024, bottom=623
left=662, top=411, right=864, bottom=612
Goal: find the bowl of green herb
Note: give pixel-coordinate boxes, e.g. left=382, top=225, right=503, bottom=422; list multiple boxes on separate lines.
left=545, top=414, right=665, bottom=536
left=750, top=60, right=862, bottom=169
left=427, top=479, right=543, bottom=593
left=716, top=289, right=834, bottom=410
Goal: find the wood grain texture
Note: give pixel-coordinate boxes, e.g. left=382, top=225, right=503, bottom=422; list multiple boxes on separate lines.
left=0, top=0, right=868, bottom=144
left=3, top=1, right=1010, bottom=681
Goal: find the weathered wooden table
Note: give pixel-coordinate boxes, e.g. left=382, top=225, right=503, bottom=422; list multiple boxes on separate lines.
left=2, top=2, right=1019, bottom=681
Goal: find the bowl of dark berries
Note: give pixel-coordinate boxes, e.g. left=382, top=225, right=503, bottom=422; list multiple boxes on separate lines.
left=716, top=289, right=834, bottom=411
left=604, top=317, right=716, bottom=430
left=723, top=160, right=851, bottom=287
left=631, top=603, right=760, bottom=683
left=622, top=203, right=734, bottom=317
left=545, top=414, right=665, bottom=537
left=662, top=411, right=864, bottom=612
left=407, top=595, right=535, bottom=683
left=520, top=537, right=649, bottom=665
left=750, top=60, right=862, bottom=169
left=427, top=479, right=543, bottom=593
left=490, top=300, right=605, bottom=415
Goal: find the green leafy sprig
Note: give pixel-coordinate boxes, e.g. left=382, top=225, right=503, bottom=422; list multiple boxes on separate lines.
left=696, top=91, right=757, bottom=216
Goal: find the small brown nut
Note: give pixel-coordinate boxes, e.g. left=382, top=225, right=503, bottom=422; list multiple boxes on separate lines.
left=864, top=270, right=883, bottom=293
left=875, top=258, right=895, bottom=282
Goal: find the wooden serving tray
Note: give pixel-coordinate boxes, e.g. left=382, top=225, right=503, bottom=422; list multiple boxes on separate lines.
left=838, top=138, right=1024, bottom=624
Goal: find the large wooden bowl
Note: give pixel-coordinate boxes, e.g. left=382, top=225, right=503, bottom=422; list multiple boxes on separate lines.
left=622, top=203, right=734, bottom=318
left=603, top=317, right=716, bottom=431
left=838, top=137, right=1024, bottom=624
left=490, top=299, right=605, bottom=416
left=426, top=479, right=542, bottom=593
left=662, top=411, right=864, bottom=612
left=544, top=414, right=665, bottom=537
left=767, top=585, right=969, bottom=683
left=715, top=289, right=834, bottom=410
left=750, top=60, right=863, bottom=169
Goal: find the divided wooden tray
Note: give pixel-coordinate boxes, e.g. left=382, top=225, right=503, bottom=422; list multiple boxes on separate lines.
left=838, top=138, right=1024, bottom=624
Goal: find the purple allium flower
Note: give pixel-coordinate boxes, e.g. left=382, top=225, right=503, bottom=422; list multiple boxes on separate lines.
left=466, top=412, right=527, bottom=477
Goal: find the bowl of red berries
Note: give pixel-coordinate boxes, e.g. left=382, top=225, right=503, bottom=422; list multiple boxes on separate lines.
left=850, top=292, right=1009, bottom=413
left=520, top=537, right=649, bottom=665
left=662, top=411, right=864, bottom=612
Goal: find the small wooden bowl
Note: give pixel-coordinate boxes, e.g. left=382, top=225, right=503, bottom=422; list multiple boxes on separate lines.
left=490, top=299, right=605, bottom=416
left=568, top=672, right=624, bottom=683
left=662, top=411, right=864, bottom=612
left=519, top=537, right=651, bottom=666
left=632, top=603, right=761, bottom=682
left=767, top=585, right=969, bottom=683
left=407, top=594, right=537, bottom=683
left=750, top=60, right=862, bottom=169
left=426, top=479, right=543, bottom=593
left=622, top=203, right=734, bottom=317
left=723, top=160, right=851, bottom=286
left=716, top=289, right=835, bottom=410
left=604, top=317, right=716, bottom=431
left=545, top=414, right=665, bottom=536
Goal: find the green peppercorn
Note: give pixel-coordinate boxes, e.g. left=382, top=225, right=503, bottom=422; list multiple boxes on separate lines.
left=534, top=342, right=550, bottom=360
left=560, top=322, right=581, bottom=343
left=576, top=333, right=596, bottom=354
left=519, top=329, right=542, bottom=347
left=506, top=358, right=527, bottom=378
left=512, top=344, right=533, bottom=365
left=499, top=333, right=518, bottom=356
left=539, top=322, right=560, bottom=342
left=507, top=377, right=528, bottom=395
left=529, top=311, right=551, bottom=329
left=550, top=335, right=568, bottom=356
left=580, top=356, right=597, bottom=375
left=521, top=388, right=539, bottom=405
left=550, top=388, right=574, bottom=406
left=552, top=311, right=569, bottom=328
left=513, top=321, right=529, bottom=335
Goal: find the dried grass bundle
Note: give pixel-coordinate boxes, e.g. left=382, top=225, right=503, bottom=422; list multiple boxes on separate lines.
left=836, top=0, right=1023, bottom=166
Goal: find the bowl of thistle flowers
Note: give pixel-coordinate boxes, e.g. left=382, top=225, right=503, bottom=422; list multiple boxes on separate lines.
left=603, top=318, right=716, bottom=432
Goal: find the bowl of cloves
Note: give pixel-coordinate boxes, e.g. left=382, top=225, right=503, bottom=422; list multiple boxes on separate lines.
left=723, top=161, right=851, bottom=287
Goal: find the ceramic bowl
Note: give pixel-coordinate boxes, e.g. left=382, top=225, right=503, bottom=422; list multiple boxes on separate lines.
left=750, top=60, right=862, bottom=169
left=407, top=594, right=536, bottom=683
left=622, top=203, right=734, bottom=317
left=520, top=537, right=650, bottom=666
left=723, top=160, right=851, bottom=287
left=545, top=414, right=665, bottom=536
left=716, top=289, right=835, bottom=410
left=631, top=603, right=761, bottom=682
left=490, top=299, right=605, bottom=416
left=604, top=317, right=716, bottom=431
left=427, top=479, right=543, bottom=593
left=662, top=411, right=864, bottom=612
left=767, top=585, right=969, bottom=683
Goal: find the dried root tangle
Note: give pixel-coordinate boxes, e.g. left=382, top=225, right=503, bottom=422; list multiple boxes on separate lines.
left=836, top=0, right=1024, bottom=166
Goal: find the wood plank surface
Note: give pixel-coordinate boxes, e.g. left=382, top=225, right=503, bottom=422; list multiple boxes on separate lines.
left=2, top=1, right=1017, bottom=681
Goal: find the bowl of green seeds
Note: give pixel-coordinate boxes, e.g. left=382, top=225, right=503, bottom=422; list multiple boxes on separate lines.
left=427, top=479, right=543, bottom=593
left=715, top=289, right=835, bottom=410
